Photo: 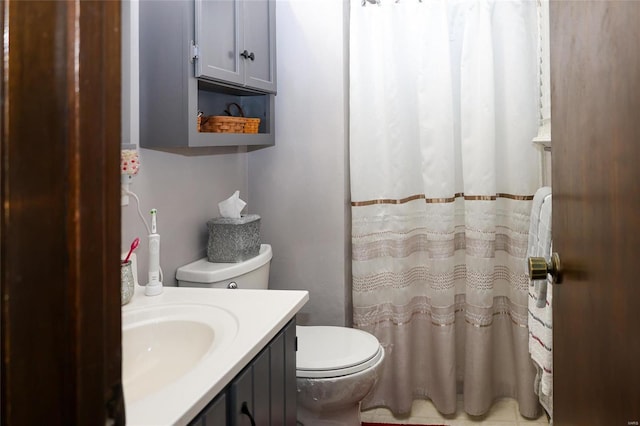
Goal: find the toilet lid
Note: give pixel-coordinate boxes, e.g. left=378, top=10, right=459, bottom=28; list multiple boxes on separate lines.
left=296, top=326, right=382, bottom=378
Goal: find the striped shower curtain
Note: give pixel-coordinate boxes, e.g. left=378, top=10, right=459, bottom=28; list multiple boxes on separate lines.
left=350, top=0, right=542, bottom=417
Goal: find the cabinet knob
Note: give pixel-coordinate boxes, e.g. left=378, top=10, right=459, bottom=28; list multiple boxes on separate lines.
left=240, top=50, right=255, bottom=61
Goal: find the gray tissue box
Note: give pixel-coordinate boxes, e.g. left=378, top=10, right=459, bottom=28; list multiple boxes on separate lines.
left=207, top=214, right=261, bottom=263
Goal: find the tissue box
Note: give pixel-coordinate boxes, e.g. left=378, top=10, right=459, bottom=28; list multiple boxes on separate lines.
left=207, top=214, right=261, bottom=263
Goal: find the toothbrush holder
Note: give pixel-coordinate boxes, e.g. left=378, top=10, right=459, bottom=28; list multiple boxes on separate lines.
left=121, top=260, right=135, bottom=305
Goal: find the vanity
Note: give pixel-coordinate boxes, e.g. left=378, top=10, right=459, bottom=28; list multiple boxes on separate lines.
left=122, top=286, right=308, bottom=425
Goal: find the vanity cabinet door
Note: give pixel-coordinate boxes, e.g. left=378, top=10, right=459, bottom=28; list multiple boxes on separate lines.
left=230, top=366, right=254, bottom=426
left=283, top=320, right=298, bottom=425
left=252, top=349, right=271, bottom=423
left=188, top=318, right=297, bottom=425
left=189, top=392, right=227, bottom=425
left=230, top=318, right=297, bottom=425
left=262, top=319, right=297, bottom=424
left=269, top=332, right=286, bottom=424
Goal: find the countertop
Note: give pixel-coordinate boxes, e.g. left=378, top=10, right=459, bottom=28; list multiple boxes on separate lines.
left=122, top=285, right=309, bottom=425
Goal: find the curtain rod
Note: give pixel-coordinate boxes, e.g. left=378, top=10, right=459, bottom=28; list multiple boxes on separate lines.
left=362, top=0, right=423, bottom=6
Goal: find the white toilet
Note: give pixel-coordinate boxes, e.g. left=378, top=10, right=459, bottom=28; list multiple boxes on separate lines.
left=176, top=244, right=385, bottom=425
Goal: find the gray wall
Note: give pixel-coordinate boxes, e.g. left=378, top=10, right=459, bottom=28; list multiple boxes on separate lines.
left=122, top=0, right=350, bottom=326
left=121, top=148, right=249, bottom=287
left=248, top=0, right=351, bottom=326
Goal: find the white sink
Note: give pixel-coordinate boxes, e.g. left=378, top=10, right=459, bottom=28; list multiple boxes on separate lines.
left=122, top=303, right=238, bottom=404
left=122, top=287, right=308, bottom=425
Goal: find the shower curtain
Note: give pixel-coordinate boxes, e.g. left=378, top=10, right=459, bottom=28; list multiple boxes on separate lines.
left=350, top=0, right=541, bottom=418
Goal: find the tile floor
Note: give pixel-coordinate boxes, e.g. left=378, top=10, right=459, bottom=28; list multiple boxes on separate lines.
left=361, top=397, right=549, bottom=426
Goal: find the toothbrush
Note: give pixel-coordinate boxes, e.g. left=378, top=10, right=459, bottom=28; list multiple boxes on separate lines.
left=123, top=237, right=139, bottom=264
left=145, top=208, right=163, bottom=296
left=151, top=208, right=157, bottom=234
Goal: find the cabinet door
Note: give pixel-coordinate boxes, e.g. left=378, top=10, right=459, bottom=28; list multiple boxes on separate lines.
left=269, top=332, right=285, bottom=424
left=188, top=392, right=226, bottom=425
left=243, top=0, right=277, bottom=93
left=195, top=0, right=244, bottom=86
left=230, top=366, right=254, bottom=426
left=252, top=348, right=271, bottom=424
left=228, top=320, right=296, bottom=426
left=283, top=320, right=297, bottom=425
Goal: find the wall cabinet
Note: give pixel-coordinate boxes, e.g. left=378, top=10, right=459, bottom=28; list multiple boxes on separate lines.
left=139, top=0, right=276, bottom=149
left=195, top=0, right=276, bottom=93
left=188, top=319, right=297, bottom=425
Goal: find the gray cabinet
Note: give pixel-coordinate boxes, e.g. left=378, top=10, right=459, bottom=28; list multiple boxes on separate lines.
left=139, top=0, right=276, bottom=149
left=195, top=0, right=276, bottom=93
left=190, top=393, right=227, bottom=425
left=189, top=319, right=297, bottom=426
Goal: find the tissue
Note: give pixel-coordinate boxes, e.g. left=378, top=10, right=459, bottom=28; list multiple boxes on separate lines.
left=218, top=190, right=246, bottom=219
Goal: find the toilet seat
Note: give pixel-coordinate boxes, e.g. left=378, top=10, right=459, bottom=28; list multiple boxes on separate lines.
left=296, top=326, right=383, bottom=378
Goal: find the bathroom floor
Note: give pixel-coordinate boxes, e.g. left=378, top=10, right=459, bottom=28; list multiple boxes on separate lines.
left=361, top=397, right=549, bottom=425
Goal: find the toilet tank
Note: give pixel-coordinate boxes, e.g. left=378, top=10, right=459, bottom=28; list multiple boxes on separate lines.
left=176, top=244, right=271, bottom=289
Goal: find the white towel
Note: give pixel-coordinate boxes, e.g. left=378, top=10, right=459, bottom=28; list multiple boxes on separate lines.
left=527, top=186, right=552, bottom=307
left=527, top=187, right=552, bottom=274
left=535, top=198, right=553, bottom=307
left=527, top=187, right=553, bottom=420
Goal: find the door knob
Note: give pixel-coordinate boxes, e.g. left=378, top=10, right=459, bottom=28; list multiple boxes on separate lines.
left=528, top=252, right=562, bottom=284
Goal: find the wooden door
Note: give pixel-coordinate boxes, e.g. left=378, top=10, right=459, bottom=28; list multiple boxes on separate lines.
left=1, top=1, right=123, bottom=424
left=551, top=2, right=640, bottom=424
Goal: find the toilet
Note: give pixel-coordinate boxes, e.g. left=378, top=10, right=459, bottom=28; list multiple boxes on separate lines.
left=176, top=244, right=385, bottom=425
left=296, top=325, right=385, bottom=425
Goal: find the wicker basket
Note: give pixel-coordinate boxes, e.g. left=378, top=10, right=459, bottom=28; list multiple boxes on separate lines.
left=197, top=103, right=261, bottom=134
left=243, top=118, right=260, bottom=134
left=198, top=114, right=245, bottom=133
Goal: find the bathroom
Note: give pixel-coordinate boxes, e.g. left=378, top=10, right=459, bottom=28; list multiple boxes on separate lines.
left=2, top=0, right=639, bottom=425
left=121, top=0, right=351, bottom=328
